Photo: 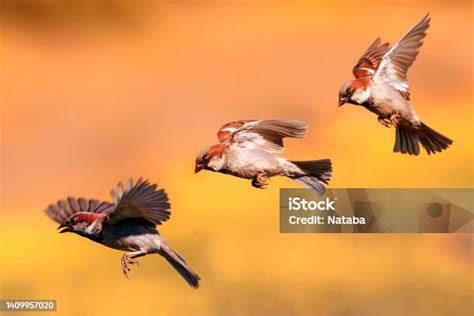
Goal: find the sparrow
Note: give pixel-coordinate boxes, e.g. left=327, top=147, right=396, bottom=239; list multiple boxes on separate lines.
left=338, top=14, right=453, bottom=155
left=195, top=119, right=332, bottom=195
left=44, top=178, right=200, bottom=288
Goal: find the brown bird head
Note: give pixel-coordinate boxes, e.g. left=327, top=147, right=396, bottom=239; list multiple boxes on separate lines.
left=195, top=144, right=226, bottom=173
left=338, top=80, right=353, bottom=107
left=57, top=212, right=105, bottom=236
left=338, top=79, right=370, bottom=106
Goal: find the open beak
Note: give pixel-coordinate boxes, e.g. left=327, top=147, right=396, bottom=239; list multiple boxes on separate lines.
left=57, top=223, right=71, bottom=233
left=194, top=164, right=204, bottom=174
left=338, top=98, right=347, bottom=107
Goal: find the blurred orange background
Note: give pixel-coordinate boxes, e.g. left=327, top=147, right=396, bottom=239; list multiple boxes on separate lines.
left=0, top=1, right=472, bottom=315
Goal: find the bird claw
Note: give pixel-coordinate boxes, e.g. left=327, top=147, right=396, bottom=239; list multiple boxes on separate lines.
left=377, top=117, right=392, bottom=128
left=121, top=260, right=130, bottom=279
left=129, top=258, right=140, bottom=266
left=121, top=254, right=140, bottom=278
left=252, top=173, right=269, bottom=189
left=389, top=112, right=401, bottom=127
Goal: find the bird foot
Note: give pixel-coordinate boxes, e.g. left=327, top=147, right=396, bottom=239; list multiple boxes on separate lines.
left=121, top=254, right=140, bottom=279
left=389, top=112, right=401, bottom=127
left=252, top=173, right=269, bottom=189
left=377, top=117, right=392, bottom=128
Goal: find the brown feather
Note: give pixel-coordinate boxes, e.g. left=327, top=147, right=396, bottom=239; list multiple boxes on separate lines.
left=217, top=120, right=252, bottom=142
left=353, top=37, right=390, bottom=79
left=45, top=198, right=114, bottom=224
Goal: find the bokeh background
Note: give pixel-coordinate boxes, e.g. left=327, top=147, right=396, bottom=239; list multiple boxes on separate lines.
left=1, top=1, right=473, bottom=315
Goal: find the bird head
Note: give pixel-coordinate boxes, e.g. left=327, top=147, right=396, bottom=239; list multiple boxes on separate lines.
left=338, top=80, right=353, bottom=106
left=338, top=79, right=370, bottom=106
left=57, top=212, right=104, bottom=236
left=195, top=144, right=226, bottom=173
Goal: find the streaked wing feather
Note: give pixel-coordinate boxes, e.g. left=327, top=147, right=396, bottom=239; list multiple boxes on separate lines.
left=45, top=197, right=115, bottom=224
left=217, top=120, right=253, bottom=142
left=107, top=178, right=171, bottom=225
left=353, top=38, right=390, bottom=79
left=374, top=14, right=431, bottom=100
left=224, top=119, right=308, bottom=153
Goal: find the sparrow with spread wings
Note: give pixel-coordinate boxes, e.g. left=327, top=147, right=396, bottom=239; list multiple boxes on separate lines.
left=195, top=119, right=332, bottom=195
left=338, top=14, right=453, bottom=155
left=45, top=178, right=200, bottom=288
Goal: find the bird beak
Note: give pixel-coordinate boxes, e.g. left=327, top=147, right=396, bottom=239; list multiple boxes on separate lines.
left=338, top=98, right=347, bottom=107
left=57, top=223, right=71, bottom=233
left=194, top=164, right=204, bottom=174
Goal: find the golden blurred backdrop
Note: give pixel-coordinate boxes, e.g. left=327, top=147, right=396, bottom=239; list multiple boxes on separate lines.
left=0, top=1, right=473, bottom=315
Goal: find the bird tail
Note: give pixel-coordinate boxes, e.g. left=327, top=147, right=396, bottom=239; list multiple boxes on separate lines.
left=290, top=159, right=332, bottom=195
left=394, top=122, right=452, bottom=155
left=160, top=244, right=201, bottom=289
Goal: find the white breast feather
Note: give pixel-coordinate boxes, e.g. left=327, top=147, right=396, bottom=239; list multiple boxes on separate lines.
left=352, top=88, right=371, bottom=104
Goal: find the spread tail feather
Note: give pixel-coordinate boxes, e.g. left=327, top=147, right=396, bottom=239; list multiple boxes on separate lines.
left=394, top=122, right=453, bottom=155
left=161, top=244, right=200, bottom=289
left=290, top=159, right=332, bottom=195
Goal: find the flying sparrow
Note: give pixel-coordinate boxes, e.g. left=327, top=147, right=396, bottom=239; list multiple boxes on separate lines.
left=338, top=14, right=453, bottom=155
left=45, top=178, right=200, bottom=288
left=195, top=119, right=332, bottom=195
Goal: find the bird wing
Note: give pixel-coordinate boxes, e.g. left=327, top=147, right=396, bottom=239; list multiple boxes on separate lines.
left=373, top=14, right=431, bottom=100
left=353, top=38, right=390, bottom=79
left=216, top=120, right=253, bottom=142
left=217, top=119, right=308, bottom=153
left=45, top=197, right=115, bottom=224
left=106, top=178, right=171, bottom=225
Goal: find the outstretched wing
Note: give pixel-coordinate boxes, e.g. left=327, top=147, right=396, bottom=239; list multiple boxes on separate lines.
left=45, top=197, right=114, bottom=224
left=217, top=119, right=308, bottom=153
left=107, top=178, right=171, bottom=225
left=374, top=14, right=431, bottom=100
left=353, top=38, right=390, bottom=79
